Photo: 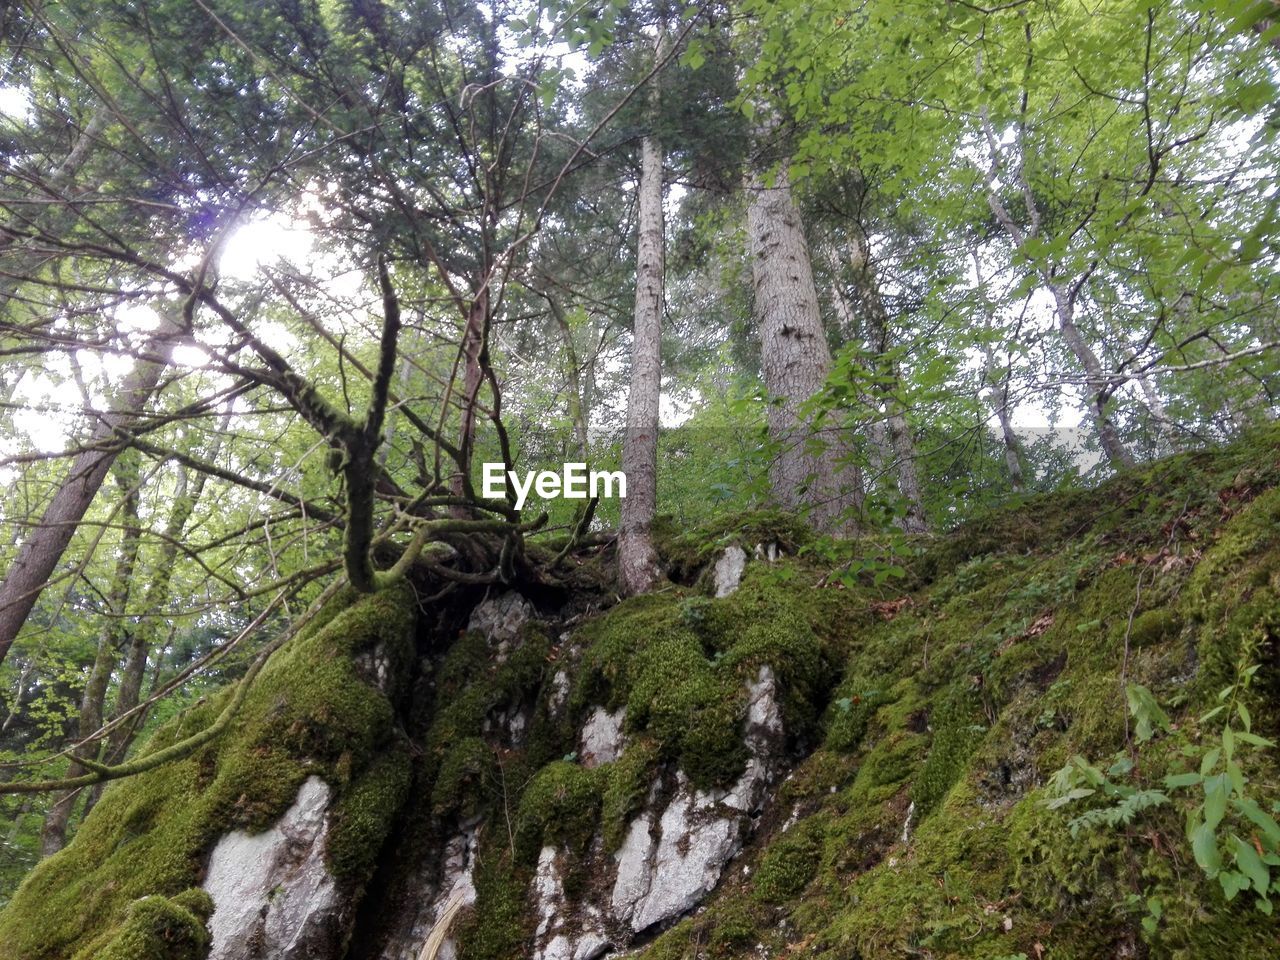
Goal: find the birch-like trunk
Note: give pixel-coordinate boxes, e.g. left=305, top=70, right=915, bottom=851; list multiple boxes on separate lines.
left=747, top=158, right=861, bottom=534
left=618, top=28, right=668, bottom=595
left=0, top=314, right=180, bottom=667
left=40, top=455, right=143, bottom=856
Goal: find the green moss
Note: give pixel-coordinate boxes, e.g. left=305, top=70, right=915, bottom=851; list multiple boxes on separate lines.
left=455, top=852, right=530, bottom=960
left=0, top=585, right=416, bottom=960
left=912, top=683, right=987, bottom=817
left=328, top=747, right=413, bottom=882
left=600, top=738, right=659, bottom=851
left=753, top=817, right=823, bottom=903
left=432, top=737, right=499, bottom=817
left=515, top=761, right=603, bottom=860
left=68, top=893, right=210, bottom=960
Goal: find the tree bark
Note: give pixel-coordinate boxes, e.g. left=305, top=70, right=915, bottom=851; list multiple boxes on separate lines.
left=40, top=454, right=143, bottom=856
left=0, top=314, right=180, bottom=668
left=747, top=154, right=861, bottom=535
left=618, top=28, right=668, bottom=596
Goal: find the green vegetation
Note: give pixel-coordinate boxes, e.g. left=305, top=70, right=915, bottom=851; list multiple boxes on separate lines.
left=0, top=586, right=414, bottom=960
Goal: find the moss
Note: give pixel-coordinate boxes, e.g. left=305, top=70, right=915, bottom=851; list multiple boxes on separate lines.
left=600, top=738, right=660, bottom=851
left=912, top=682, right=987, bottom=817
left=432, top=737, right=499, bottom=817
left=515, top=761, right=603, bottom=861
left=0, top=585, right=416, bottom=960
left=455, top=852, right=530, bottom=960
left=68, top=893, right=210, bottom=960
left=753, top=817, right=823, bottom=903
left=1127, top=607, right=1182, bottom=648
left=327, top=747, right=413, bottom=882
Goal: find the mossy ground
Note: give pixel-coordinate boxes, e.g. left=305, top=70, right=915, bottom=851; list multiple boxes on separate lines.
left=630, top=425, right=1280, bottom=960
left=4, top=428, right=1280, bottom=960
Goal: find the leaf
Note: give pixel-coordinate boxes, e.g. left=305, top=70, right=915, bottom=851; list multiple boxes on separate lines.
left=1046, top=787, right=1095, bottom=809
left=1203, top=774, right=1230, bottom=831
left=1233, top=835, right=1270, bottom=894
left=1200, top=747, right=1221, bottom=776
left=1191, top=820, right=1223, bottom=876
left=1233, top=797, right=1280, bottom=846
left=1164, top=772, right=1202, bottom=789
left=1237, top=702, right=1252, bottom=733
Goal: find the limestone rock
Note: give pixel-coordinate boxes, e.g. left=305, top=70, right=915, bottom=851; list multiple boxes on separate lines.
left=467, top=591, right=535, bottom=660
left=579, top=706, right=626, bottom=767
left=203, top=776, right=341, bottom=960
left=713, top=546, right=748, bottom=598
left=609, top=666, right=785, bottom=934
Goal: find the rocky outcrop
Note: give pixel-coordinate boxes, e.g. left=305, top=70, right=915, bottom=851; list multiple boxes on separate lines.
left=203, top=776, right=341, bottom=960
left=610, top=667, right=783, bottom=935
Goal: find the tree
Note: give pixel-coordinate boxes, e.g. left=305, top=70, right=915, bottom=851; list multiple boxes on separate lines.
left=618, top=25, right=670, bottom=595
left=746, top=122, right=862, bottom=534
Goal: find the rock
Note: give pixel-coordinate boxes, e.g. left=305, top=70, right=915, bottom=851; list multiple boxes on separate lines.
left=753, top=542, right=782, bottom=562
left=549, top=670, right=572, bottom=714
left=203, top=776, right=341, bottom=960
left=610, top=667, right=786, bottom=934
left=713, top=546, right=748, bottom=598
left=467, top=591, right=535, bottom=660
left=379, top=821, right=479, bottom=960
left=579, top=706, right=626, bottom=767
left=531, top=846, right=611, bottom=960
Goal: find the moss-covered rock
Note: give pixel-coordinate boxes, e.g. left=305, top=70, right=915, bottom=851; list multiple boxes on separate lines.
left=0, top=585, right=416, bottom=960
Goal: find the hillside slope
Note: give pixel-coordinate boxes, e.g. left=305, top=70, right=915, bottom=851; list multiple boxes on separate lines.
left=1, top=429, right=1278, bottom=960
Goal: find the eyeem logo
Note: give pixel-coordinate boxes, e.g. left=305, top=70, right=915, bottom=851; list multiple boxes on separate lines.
left=482, top=463, right=626, bottom=510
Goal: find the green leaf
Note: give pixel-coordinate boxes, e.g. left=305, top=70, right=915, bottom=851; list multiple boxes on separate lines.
left=1192, top=820, right=1223, bottom=877
left=1234, top=836, right=1270, bottom=894
left=1200, top=747, right=1221, bottom=776
left=1204, top=774, right=1230, bottom=831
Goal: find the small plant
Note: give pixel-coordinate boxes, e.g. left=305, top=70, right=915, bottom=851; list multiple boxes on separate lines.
left=1047, top=661, right=1280, bottom=915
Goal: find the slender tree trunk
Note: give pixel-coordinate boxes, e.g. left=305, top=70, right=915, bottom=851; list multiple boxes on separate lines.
left=982, top=346, right=1027, bottom=492
left=40, top=454, right=142, bottom=856
left=838, top=241, right=927, bottom=532
left=0, top=314, right=180, bottom=668
left=618, top=28, right=668, bottom=596
left=978, top=98, right=1133, bottom=471
left=747, top=150, right=861, bottom=534
left=549, top=297, right=591, bottom=462
left=1049, top=287, right=1134, bottom=468
left=971, top=253, right=1026, bottom=491
left=98, top=444, right=217, bottom=776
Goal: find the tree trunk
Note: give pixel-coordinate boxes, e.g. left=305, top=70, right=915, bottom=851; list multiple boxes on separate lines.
left=40, top=454, right=143, bottom=856
left=99, top=447, right=217, bottom=775
left=837, top=241, right=927, bottom=533
left=0, top=314, right=179, bottom=668
left=618, top=28, right=668, bottom=596
left=1049, top=287, right=1134, bottom=469
left=747, top=156, right=861, bottom=535
left=981, top=346, right=1027, bottom=492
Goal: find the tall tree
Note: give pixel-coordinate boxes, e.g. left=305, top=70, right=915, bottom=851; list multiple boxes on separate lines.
left=746, top=121, right=862, bottom=534
left=618, top=25, right=670, bottom=595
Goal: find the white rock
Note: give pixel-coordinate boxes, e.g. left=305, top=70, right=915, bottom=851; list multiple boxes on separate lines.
left=549, top=670, right=572, bottom=714
left=753, top=542, right=782, bottom=563
left=467, top=591, right=534, bottom=660
left=712, top=546, right=748, bottom=598
left=579, top=706, right=627, bottom=767
left=532, top=846, right=611, bottom=960
left=609, top=666, right=786, bottom=934
left=380, top=822, right=479, bottom=960
left=204, top=776, right=340, bottom=960
left=610, top=811, right=657, bottom=923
